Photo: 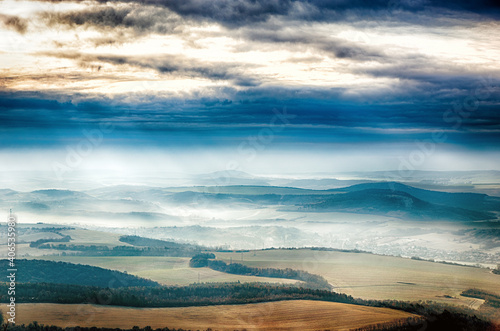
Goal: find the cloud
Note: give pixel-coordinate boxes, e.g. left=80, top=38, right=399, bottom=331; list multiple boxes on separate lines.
left=38, top=51, right=262, bottom=86
left=37, top=2, right=384, bottom=61
left=40, top=4, right=184, bottom=36
left=355, top=59, right=500, bottom=102
left=34, top=0, right=500, bottom=28
left=1, top=0, right=498, bottom=152
left=238, top=26, right=384, bottom=60
left=85, top=0, right=500, bottom=24
left=0, top=14, right=28, bottom=34
left=1, top=86, right=499, bottom=149
left=94, top=0, right=295, bottom=27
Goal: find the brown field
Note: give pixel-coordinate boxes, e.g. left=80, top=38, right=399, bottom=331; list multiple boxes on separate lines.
left=3, top=301, right=420, bottom=331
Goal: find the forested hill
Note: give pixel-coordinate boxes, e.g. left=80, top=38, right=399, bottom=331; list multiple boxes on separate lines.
left=2, top=259, right=159, bottom=288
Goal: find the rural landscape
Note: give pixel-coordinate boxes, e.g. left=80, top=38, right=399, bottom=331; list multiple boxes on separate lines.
left=1, top=0, right=500, bottom=330
left=1, top=169, right=500, bottom=330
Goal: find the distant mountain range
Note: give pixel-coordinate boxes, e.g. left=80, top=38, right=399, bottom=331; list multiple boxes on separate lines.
left=330, top=182, right=497, bottom=211
left=308, top=188, right=495, bottom=221
left=1, top=181, right=498, bottom=222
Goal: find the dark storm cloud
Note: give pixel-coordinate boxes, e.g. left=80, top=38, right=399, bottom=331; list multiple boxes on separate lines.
left=240, top=27, right=384, bottom=60
left=429, top=0, right=500, bottom=13
left=2, top=87, right=499, bottom=148
left=41, top=4, right=184, bottom=36
left=35, top=0, right=500, bottom=26
left=0, top=93, right=79, bottom=130
left=356, top=60, right=500, bottom=102
left=125, top=0, right=500, bottom=23
left=307, top=0, right=500, bottom=12
left=33, top=0, right=295, bottom=28
left=0, top=14, right=28, bottom=34
left=94, top=0, right=295, bottom=27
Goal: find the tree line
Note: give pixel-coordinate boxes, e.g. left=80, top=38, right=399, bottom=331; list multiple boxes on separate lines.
left=189, top=253, right=331, bottom=290
left=35, top=245, right=200, bottom=257
left=29, top=236, right=71, bottom=248
left=461, top=289, right=500, bottom=308
left=2, top=322, right=193, bottom=331
left=119, top=235, right=201, bottom=250
left=351, top=310, right=495, bottom=331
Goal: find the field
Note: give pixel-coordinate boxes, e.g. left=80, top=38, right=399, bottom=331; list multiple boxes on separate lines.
left=30, top=248, right=500, bottom=309
left=29, top=256, right=299, bottom=286
left=215, top=249, right=500, bottom=307
left=3, top=301, right=420, bottom=331
left=57, top=229, right=130, bottom=246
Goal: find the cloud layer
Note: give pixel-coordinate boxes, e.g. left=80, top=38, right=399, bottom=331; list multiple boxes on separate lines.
left=0, top=0, right=499, bottom=169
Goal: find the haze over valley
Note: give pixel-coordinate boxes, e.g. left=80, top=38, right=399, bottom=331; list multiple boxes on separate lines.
left=2, top=170, right=499, bottom=268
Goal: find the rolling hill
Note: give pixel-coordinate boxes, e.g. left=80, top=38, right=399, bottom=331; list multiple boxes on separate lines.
left=1, top=182, right=498, bottom=222
left=306, top=188, right=496, bottom=221
left=332, top=182, right=500, bottom=212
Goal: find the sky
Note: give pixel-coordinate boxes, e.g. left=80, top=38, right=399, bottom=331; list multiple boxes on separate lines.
left=0, top=0, right=499, bottom=175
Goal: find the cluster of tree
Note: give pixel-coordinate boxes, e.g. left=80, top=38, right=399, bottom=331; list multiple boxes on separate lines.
left=0, top=226, right=73, bottom=238
left=461, top=289, right=500, bottom=308
left=410, top=256, right=480, bottom=269
left=259, top=247, right=368, bottom=253
left=352, top=317, right=426, bottom=331
left=1, top=259, right=159, bottom=288
left=189, top=254, right=331, bottom=290
left=308, top=246, right=367, bottom=253
left=214, top=249, right=250, bottom=253
left=37, top=244, right=109, bottom=251
left=493, top=265, right=500, bottom=275
left=352, top=310, right=494, bottom=331
left=36, top=245, right=200, bottom=257
left=119, top=235, right=202, bottom=251
left=30, top=227, right=75, bottom=232
left=189, top=253, right=216, bottom=267
left=29, top=235, right=71, bottom=248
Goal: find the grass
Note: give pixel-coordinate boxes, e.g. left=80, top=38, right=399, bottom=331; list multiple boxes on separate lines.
left=2, top=301, right=420, bottom=331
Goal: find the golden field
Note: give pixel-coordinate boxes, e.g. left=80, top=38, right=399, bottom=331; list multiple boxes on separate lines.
left=2, top=301, right=420, bottom=331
